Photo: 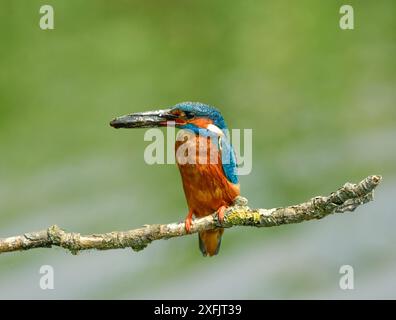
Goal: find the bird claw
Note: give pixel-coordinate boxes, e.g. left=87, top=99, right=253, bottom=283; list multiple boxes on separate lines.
left=185, top=217, right=192, bottom=233
left=184, top=209, right=193, bottom=233
left=217, top=206, right=227, bottom=225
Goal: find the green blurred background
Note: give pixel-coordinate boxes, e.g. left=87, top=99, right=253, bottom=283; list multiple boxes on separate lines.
left=0, top=0, right=395, bottom=299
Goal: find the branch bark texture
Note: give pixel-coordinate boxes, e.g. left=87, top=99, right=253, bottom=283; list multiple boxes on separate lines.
left=0, top=175, right=382, bottom=255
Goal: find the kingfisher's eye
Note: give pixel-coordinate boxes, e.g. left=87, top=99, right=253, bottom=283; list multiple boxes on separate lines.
left=185, top=112, right=195, bottom=119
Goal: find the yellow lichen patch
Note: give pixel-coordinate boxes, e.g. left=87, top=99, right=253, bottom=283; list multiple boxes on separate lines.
left=226, top=209, right=261, bottom=226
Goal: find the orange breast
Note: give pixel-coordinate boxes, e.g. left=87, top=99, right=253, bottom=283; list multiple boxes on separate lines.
left=175, top=130, right=240, bottom=217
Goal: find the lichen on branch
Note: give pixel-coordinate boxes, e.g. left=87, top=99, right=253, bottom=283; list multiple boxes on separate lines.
left=0, top=175, right=382, bottom=255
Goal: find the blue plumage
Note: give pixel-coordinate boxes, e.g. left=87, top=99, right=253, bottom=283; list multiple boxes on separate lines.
left=172, top=102, right=228, bottom=132
left=220, top=137, right=239, bottom=184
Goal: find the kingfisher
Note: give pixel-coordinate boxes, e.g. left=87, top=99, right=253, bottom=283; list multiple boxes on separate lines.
left=110, top=102, right=240, bottom=256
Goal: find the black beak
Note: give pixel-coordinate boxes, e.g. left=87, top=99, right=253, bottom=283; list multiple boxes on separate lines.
left=109, top=109, right=176, bottom=129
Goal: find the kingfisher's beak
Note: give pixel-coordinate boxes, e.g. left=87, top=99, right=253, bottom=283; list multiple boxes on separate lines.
left=110, top=109, right=176, bottom=129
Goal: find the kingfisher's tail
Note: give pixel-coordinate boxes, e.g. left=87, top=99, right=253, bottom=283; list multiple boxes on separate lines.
left=198, top=229, right=224, bottom=257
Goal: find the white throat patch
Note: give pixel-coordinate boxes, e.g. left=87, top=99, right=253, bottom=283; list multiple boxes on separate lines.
left=206, top=124, right=224, bottom=136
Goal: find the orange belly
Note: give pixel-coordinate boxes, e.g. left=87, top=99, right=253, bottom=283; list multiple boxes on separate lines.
left=175, top=131, right=240, bottom=217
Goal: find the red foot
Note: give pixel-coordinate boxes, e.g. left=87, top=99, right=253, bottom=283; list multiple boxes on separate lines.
left=185, top=209, right=193, bottom=233
left=217, top=205, right=227, bottom=224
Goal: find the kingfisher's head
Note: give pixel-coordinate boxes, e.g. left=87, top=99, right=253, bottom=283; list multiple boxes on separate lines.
left=110, top=102, right=227, bottom=136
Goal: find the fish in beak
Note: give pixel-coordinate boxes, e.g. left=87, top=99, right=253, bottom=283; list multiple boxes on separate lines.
left=109, top=109, right=176, bottom=129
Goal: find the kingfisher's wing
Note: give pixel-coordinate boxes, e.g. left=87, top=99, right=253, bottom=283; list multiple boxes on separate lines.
left=217, top=136, right=239, bottom=184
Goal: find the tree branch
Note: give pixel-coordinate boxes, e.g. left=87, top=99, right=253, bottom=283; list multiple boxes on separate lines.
left=0, top=175, right=382, bottom=255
